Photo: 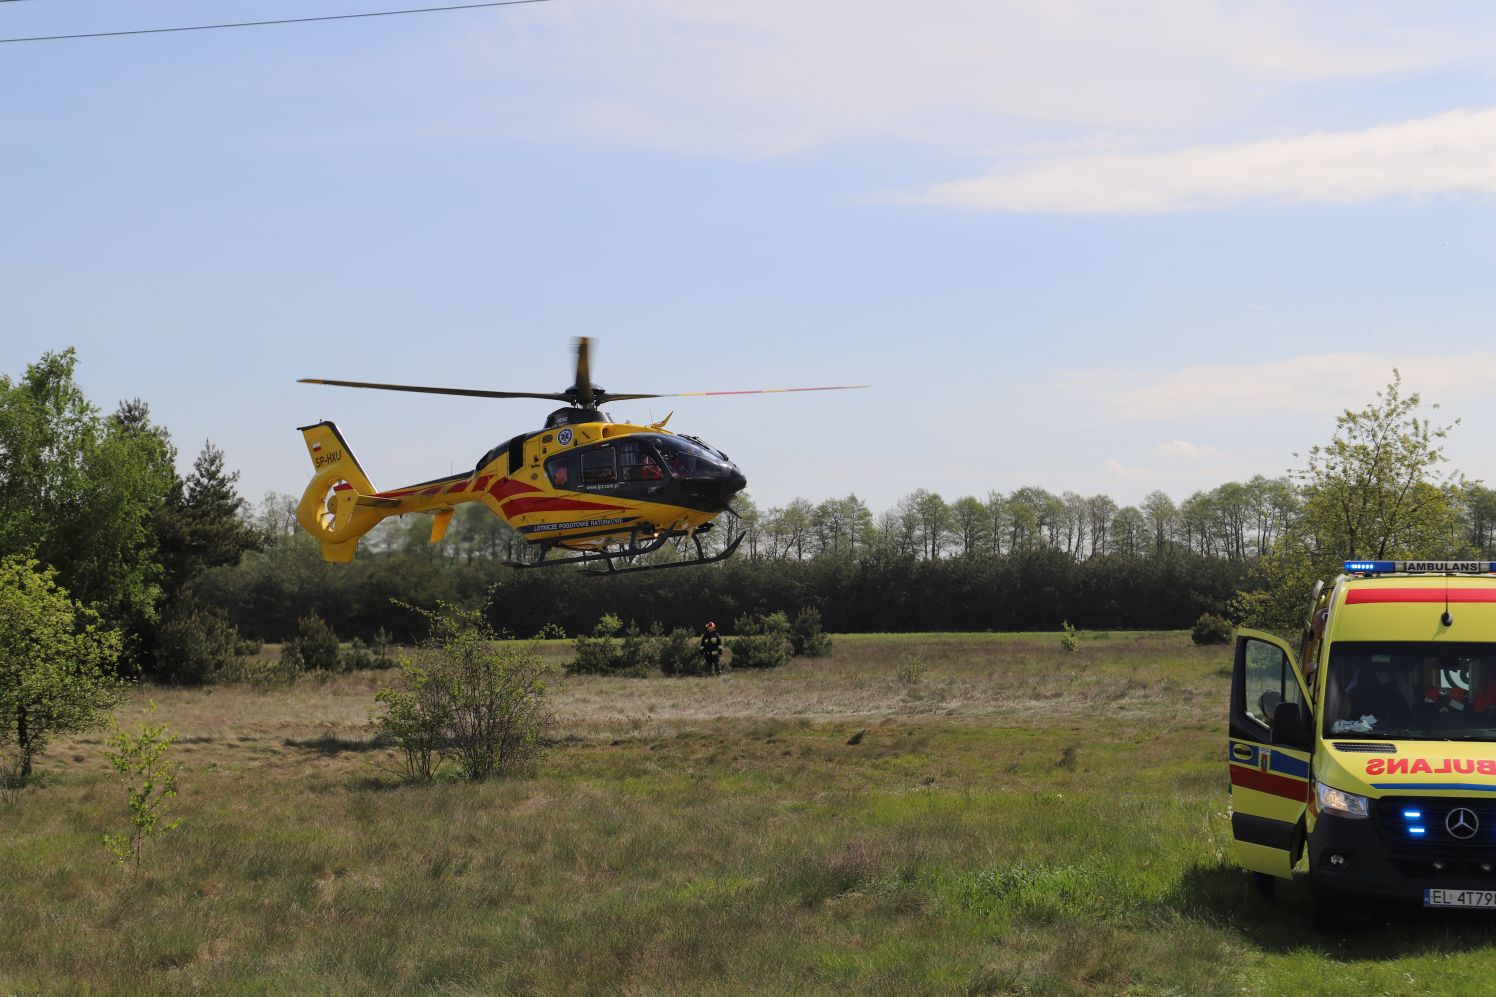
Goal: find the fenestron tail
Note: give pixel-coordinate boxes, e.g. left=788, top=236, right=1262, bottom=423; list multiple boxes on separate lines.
left=295, top=421, right=387, bottom=563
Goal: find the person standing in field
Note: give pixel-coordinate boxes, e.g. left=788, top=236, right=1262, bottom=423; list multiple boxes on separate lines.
left=700, top=621, right=723, bottom=676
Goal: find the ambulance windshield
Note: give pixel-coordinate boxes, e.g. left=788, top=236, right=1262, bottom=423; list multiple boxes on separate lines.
left=1324, top=642, right=1496, bottom=740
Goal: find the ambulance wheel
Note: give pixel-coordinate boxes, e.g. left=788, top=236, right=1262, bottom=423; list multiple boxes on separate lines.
left=1250, top=871, right=1276, bottom=900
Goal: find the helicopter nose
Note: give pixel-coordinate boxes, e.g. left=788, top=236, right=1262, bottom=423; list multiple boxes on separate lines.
left=685, top=468, right=747, bottom=509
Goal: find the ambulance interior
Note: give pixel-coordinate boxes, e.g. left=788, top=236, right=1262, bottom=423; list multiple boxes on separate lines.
left=1324, top=642, right=1496, bottom=739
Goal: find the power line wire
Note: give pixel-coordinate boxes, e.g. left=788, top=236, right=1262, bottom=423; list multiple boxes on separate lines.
left=0, top=0, right=552, bottom=43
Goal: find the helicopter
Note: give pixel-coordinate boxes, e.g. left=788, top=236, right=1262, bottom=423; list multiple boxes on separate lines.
left=294, top=338, right=866, bottom=574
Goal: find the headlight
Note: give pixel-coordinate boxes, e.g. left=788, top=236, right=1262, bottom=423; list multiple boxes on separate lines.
left=1316, top=781, right=1370, bottom=819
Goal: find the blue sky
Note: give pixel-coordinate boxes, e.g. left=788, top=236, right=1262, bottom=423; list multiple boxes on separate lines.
left=6, top=1, right=1496, bottom=516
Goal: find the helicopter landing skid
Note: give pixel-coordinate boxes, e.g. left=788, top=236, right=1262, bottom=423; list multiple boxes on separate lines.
left=506, top=529, right=745, bottom=575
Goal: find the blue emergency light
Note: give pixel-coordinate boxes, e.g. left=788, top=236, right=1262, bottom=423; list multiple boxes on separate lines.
left=1344, top=560, right=1496, bottom=574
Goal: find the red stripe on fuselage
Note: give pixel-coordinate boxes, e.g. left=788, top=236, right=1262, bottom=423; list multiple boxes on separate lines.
left=1346, top=588, right=1496, bottom=605
left=1229, top=764, right=1307, bottom=801
left=501, top=497, right=626, bottom=516
left=489, top=478, right=540, bottom=501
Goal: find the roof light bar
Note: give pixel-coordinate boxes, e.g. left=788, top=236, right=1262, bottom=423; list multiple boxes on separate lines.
left=1344, top=560, right=1496, bottom=574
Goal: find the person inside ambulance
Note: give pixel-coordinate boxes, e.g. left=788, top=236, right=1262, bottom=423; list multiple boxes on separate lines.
left=1342, top=660, right=1412, bottom=726
left=1471, top=660, right=1496, bottom=714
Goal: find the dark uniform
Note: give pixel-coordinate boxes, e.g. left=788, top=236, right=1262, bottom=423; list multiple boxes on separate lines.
left=700, top=626, right=723, bottom=676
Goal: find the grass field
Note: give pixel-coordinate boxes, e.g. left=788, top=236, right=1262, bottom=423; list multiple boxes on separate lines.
left=7, top=632, right=1496, bottom=994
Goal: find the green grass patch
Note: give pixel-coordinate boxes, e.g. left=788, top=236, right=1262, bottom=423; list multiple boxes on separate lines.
left=7, top=633, right=1496, bottom=993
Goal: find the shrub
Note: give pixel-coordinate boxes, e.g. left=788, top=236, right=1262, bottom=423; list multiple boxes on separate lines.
left=567, top=614, right=656, bottom=676
left=1192, top=613, right=1234, bottom=645
left=341, top=637, right=398, bottom=672
left=373, top=662, right=449, bottom=782
left=897, top=653, right=925, bottom=686
left=102, top=702, right=182, bottom=869
left=281, top=612, right=341, bottom=674
left=533, top=622, right=567, bottom=641
left=729, top=612, right=793, bottom=670
left=372, top=606, right=553, bottom=781
left=655, top=625, right=702, bottom=677
left=153, top=602, right=259, bottom=685
left=789, top=607, right=833, bottom=658
left=1060, top=621, right=1078, bottom=653
left=616, top=621, right=656, bottom=675
left=568, top=613, right=622, bottom=675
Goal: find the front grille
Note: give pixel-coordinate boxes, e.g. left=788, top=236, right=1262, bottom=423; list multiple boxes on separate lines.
left=1374, top=797, right=1496, bottom=857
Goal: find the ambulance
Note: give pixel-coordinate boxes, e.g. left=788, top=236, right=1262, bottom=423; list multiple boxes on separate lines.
left=1229, top=560, right=1496, bottom=920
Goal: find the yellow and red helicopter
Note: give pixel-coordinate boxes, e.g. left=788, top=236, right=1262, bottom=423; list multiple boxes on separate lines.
left=295, top=338, right=865, bottom=574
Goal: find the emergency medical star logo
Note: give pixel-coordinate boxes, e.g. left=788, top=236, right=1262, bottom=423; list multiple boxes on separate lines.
left=1447, top=808, right=1480, bottom=840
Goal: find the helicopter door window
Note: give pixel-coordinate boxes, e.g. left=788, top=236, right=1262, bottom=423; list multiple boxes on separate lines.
left=545, top=454, right=574, bottom=489
left=580, top=448, right=617, bottom=485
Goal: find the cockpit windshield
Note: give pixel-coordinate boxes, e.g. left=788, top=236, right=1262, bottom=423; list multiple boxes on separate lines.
left=1324, top=642, right=1496, bottom=740
left=649, top=434, right=736, bottom=479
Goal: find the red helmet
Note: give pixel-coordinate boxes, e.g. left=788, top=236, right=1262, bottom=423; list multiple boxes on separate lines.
left=706, top=621, right=717, bottom=630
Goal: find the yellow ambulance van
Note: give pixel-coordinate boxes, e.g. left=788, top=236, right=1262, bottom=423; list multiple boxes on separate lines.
left=1230, top=560, right=1496, bottom=920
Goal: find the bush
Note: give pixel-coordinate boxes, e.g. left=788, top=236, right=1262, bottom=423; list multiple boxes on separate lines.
left=153, top=603, right=260, bottom=685
left=1192, top=612, right=1234, bottom=645
left=372, top=606, right=553, bottom=781
left=655, top=625, right=703, bottom=677
left=281, top=612, right=341, bottom=674
left=102, top=702, right=182, bottom=869
left=341, top=637, right=398, bottom=672
left=568, top=613, right=622, bottom=675
left=567, top=614, right=656, bottom=676
left=729, top=612, right=793, bottom=670
left=1060, top=621, right=1078, bottom=653
left=789, top=607, right=833, bottom=657
left=616, top=621, right=656, bottom=675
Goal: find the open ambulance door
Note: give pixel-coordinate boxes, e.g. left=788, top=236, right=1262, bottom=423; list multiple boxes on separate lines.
left=1229, top=628, right=1312, bottom=879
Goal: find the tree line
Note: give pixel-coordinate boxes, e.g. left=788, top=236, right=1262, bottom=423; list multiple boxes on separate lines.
left=4, top=349, right=1492, bottom=675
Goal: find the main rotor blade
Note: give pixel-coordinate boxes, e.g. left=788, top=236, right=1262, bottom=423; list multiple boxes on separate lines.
left=299, top=378, right=572, bottom=402
left=573, top=337, right=595, bottom=408
left=608, top=385, right=871, bottom=401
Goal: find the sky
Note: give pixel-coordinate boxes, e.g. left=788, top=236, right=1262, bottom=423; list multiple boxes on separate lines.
left=5, top=1, right=1496, bottom=517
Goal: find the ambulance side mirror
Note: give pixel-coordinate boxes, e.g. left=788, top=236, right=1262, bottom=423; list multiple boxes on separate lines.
left=1270, top=701, right=1310, bottom=750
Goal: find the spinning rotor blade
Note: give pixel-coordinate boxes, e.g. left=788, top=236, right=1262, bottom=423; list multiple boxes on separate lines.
left=624, top=385, right=870, bottom=400
left=298, top=378, right=572, bottom=402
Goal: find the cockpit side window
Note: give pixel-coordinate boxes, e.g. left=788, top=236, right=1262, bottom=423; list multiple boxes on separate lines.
left=580, top=447, right=617, bottom=484
left=618, top=441, right=665, bottom=482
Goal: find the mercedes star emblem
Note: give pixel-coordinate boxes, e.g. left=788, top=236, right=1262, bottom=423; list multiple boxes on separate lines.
left=1446, top=807, right=1480, bottom=840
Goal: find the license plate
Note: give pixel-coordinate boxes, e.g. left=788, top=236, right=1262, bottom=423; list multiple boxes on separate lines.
left=1425, top=888, right=1496, bottom=908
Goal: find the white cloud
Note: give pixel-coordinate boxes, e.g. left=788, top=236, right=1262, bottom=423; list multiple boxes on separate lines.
left=1104, top=458, right=1149, bottom=478
left=447, top=1, right=1470, bottom=156
left=1154, top=440, right=1222, bottom=460
left=921, top=107, right=1496, bottom=212
left=1067, top=352, right=1496, bottom=421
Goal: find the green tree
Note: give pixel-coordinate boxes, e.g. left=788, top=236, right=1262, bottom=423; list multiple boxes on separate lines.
left=0, top=352, right=175, bottom=644
left=1240, top=372, right=1467, bottom=637
left=158, top=441, right=263, bottom=596
left=950, top=495, right=989, bottom=558
left=0, top=554, right=124, bottom=784
left=1467, top=484, right=1496, bottom=556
